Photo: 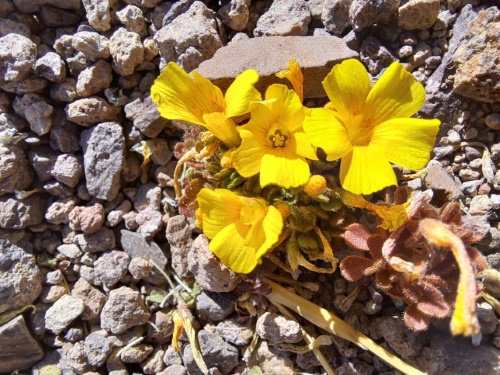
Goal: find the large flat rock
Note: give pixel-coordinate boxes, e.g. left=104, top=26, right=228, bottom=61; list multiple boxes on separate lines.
left=196, top=36, right=358, bottom=99
left=0, top=315, right=44, bottom=373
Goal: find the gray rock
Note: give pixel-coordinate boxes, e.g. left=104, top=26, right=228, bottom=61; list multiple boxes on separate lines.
left=0, top=18, right=30, bottom=38
left=246, top=339, right=294, bottom=374
left=414, top=332, right=500, bottom=374
left=134, top=183, right=162, bottom=211
left=74, top=227, right=116, bottom=253
left=453, top=7, right=500, bottom=103
left=485, top=113, right=500, bottom=131
left=141, top=348, right=166, bottom=374
left=322, top=0, right=353, bottom=35
left=13, top=93, right=53, bottom=136
left=0, top=34, right=37, bottom=82
left=71, top=277, right=106, bottom=320
left=50, top=78, right=78, bottom=102
left=107, top=200, right=132, bottom=227
left=359, top=36, right=397, bottom=75
left=51, top=153, right=84, bottom=188
left=187, top=235, right=241, bottom=293
left=198, top=330, right=239, bottom=375
left=423, top=160, right=463, bottom=200
left=136, top=206, right=163, bottom=239
left=80, top=122, right=125, bottom=200
left=116, top=5, right=147, bottom=35
left=39, top=5, right=80, bottom=27
left=57, top=243, right=83, bottom=259
left=163, top=345, right=183, bottom=366
left=469, top=195, right=492, bottom=216
left=160, top=364, right=187, bottom=375
left=154, top=1, right=223, bottom=72
left=94, top=250, right=131, bottom=288
left=254, top=0, right=310, bottom=37
left=121, top=344, right=154, bottom=363
left=0, top=238, right=42, bottom=313
left=72, top=31, right=111, bottom=61
left=82, top=0, right=111, bottom=31
left=101, top=286, right=151, bottom=334
left=109, top=28, right=144, bottom=76
left=45, top=196, right=77, bottom=224
left=398, top=0, right=440, bottom=30
left=84, top=331, right=113, bottom=367
left=196, top=290, right=236, bottom=322
left=0, top=144, right=33, bottom=195
left=460, top=179, right=483, bottom=195
left=120, top=229, right=168, bottom=269
left=0, top=194, right=46, bottom=228
left=218, top=0, right=250, bottom=31
left=62, top=341, right=90, bottom=374
left=13, top=0, right=81, bottom=13
left=76, top=60, right=113, bottom=97
left=147, top=310, right=174, bottom=344
left=196, top=36, right=358, bottom=99
left=69, top=203, right=105, bottom=233
left=45, top=294, right=85, bottom=334
left=256, top=312, right=303, bottom=344
left=0, top=316, right=44, bottom=373
left=66, top=97, right=122, bottom=127
left=215, top=318, right=254, bottom=346
left=34, top=52, right=66, bottom=83
left=124, top=97, right=168, bottom=138
left=459, top=167, right=481, bottom=181
left=349, top=0, right=400, bottom=32
left=165, top=215, right=192, bottom=278
left=369, top=316, right=424, bottom=359
left=408, top=41, right=432, bottom=68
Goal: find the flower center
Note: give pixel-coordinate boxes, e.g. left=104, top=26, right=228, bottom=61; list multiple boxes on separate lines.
left=347, top=114, right=374, bottom=147
left=268, top=129, right=288, bottom=148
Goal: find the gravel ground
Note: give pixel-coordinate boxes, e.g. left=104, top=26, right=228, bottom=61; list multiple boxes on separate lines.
left=0, top=0, right=499, bottom=374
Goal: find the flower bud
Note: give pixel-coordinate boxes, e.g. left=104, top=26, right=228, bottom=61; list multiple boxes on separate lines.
left=304, top=175, right=327, bottom=197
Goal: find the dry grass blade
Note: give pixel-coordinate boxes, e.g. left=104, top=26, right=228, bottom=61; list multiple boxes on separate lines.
left=264, top=277, right=426, bottom=375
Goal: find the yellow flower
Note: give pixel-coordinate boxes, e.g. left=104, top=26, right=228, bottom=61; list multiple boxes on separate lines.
left=196, top=188, right=284, bottom=274
left=150, top=62, right=261, bottom=147
left=304, top=59, right=440, bottom=195
left=232, top=84, right=318, bottom=188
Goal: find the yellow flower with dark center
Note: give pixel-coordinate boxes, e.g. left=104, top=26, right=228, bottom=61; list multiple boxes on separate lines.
left=196, top=188, right=284, bottom=274
left=150, top=62, right=261, bottom=147
left=304, top=59, right=440, bottom=195
left=232, top=84, right=318, bottom=188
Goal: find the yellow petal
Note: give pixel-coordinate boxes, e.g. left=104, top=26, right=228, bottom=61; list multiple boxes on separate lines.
left=276, top=59, right=304, bottom=102
left=303, top=108, right=352, bottom=161
left=209, top=221, right=255, bottom=273
left=419, top=219, right=480, bottom=336
left=265, top=84, right=304, bottom=132
left=196, top=188, right=241, bottom=239
left=371, top=118, right=441, bottom=171
left=260, top=150, right=310, bottom=188
left=232, top=129, right=267, bottom=178
left=202, top=112, right=241, bottom=147
left=363, top=62, right=426, bottom=125
left=254, top=205, right=284, bottom=260
left=150, top=62, right=225, bottom=125
left=340, top=145, right=397, bottom=195
left=322, top=59, right=371, bottom=122
left=294, top=132, right=318, bottom=160
left=224, top=69, right=262, bottom=118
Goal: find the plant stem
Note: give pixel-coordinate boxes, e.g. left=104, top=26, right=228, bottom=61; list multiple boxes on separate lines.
left=264, top=277, right=426, bottom=375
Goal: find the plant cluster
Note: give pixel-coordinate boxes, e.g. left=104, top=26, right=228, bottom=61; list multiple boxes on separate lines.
left=150, top=58, right=489, bottom=337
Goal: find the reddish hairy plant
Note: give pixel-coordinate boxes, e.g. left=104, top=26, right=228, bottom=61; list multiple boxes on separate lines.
left=340, top=191, right=488, bottom=333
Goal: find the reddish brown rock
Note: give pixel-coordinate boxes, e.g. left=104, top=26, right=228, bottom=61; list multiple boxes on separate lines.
left=453, top=7, right=500, bottom=103
left=195, top=36, right=358, bottom=99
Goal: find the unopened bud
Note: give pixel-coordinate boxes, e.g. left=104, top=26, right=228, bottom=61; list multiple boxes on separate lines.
left=304, top=175, right=327, bottom=197
left=220, top=151, right=233, bottom=168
